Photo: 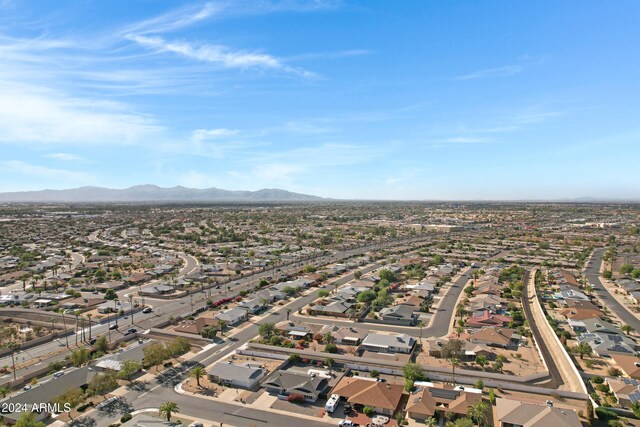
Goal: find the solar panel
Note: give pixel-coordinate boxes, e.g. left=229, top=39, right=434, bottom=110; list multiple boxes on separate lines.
left=430, top=388, right=460, bottom=400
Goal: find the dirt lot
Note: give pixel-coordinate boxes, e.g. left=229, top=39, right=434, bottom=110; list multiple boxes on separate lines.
left=415, top=343, right=545, bottom=377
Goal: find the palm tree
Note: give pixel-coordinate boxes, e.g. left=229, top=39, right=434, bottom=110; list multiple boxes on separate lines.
left=467, top=401, right=490, bottom=427
left=159, top=402, right=179, bottom=422
left=622, top=324, right=634, bottom=335
left=573, top=342, right=593, bottom=360
left=0, top=386, right=9, bottom=398
left=456, top=325, right=464, bottom=338
left=451, top=357, right=460, bottom=384
left=424, top=416, right=438, bottom=427
left=189, top=366, right=206, bottom=388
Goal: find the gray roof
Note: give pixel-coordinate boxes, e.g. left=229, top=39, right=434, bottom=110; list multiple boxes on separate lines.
left=208, top=363, right=265, bottom=383
left=362, top=333, right=415, bottom=350
left=263, top=371, right=328, bottom=398
left=1, top=367, right=96, bottom=421
left=379, top=305, right=416, bottom=319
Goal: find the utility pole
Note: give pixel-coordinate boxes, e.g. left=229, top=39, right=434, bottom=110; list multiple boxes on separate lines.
left=129, top=295, right=134, bottom=325
left=114, top=299, right=119, bottom=328
left=61, top=311, right=69, bottom=347
left=190, top=293, right=194, bottom=312
left=9, top=343, right=19, bottom=381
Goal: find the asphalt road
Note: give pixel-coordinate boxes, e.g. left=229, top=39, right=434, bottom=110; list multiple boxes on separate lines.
left=585, top=248, right=640, bottom=331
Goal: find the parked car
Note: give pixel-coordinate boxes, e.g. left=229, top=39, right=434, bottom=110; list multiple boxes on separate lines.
left=339, top=421, right=358, bottom=427
left=109, top=324, right=118, bottom=330
left=53, top=371, right=65, bottom=378
left=142, top=307, right=152, bottom=313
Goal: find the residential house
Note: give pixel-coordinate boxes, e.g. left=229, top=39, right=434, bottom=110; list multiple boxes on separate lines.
left=611, top=353, right=640, bottom=379
left=406, top=383, right=482, bottom=421
left=332, top=326, right=368, bottom=345
left=466, top=310, right=512, bottom=328
left=238, top=297, right=268, bottom=314
left=607, top=377, right=640, bottom=407
left=215, top=307, right=248, bottom=326
left=361, top=333, right=415, bottom=354
left=467, top=327, right=520, bottom=349
left=174, top=317, right=222, bottom=335
left=495, top=397, right=582, bottom=427
left=379, top=305, right=417, bottom=325
left=468, top=294, right=502, bottom=312
left=332, top=377, right=404, bottom=416
left=262, top=371, right=329, bottom=402
left=209, top=362, right=267, bottom=389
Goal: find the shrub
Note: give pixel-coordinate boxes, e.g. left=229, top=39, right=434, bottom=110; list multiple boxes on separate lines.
left=120, top=414, right=132, bottom=423
left=370, top=370, right=380, bottom=378
left=288, top=354, right=301, bottom=363
left=596, top=384, right=610, bottom=393
left=591, top=376, right=604, bottom=384
left=595, top=407, right=618, bottom=420
left=287, top=393, right=305, bottom=403
left=363, top=406, right=374, bottom=417
left=324, top=343, right=338, bottom=353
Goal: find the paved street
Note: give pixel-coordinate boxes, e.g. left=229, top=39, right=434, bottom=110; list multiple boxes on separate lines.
left=585, top=248, right=640, bottom=331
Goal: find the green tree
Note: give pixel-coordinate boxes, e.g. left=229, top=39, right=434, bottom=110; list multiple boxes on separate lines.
left=87, top=372, right=118, bottom=398
left=379, top=269, right=397, bottom=282
left=94, top=336, right=108, bottom=353
left=622, top=324, right=634, bottom=335
left=621, top=263, right=634, bottom=274
left=117, top=360, right=142, bottom=382
left=71, top=348, right=90, bottom=367
left=467, top=401, right=490, bottom=427
left=325, top=358, right=336, bottom=368
left=357, top=290, right=377, bottom=303
left=573, top=342, right=593, bottom=360
left=402, top=362, right=426, bottom=381
left=15, top=412, right=45, bottom=427
left=475, top=355, right=488, bottom=371
left=104, top=289, right=117, bottom=300
left=159, top=402, right=179, bottom=422
left=189, top=366, right=206, bottom=387
left=363, top=406, right=374, bottom=417
left=603, top=270, right=613, bottom=279
left=324, top=343, right=338, bottom=353
left=143, top=341, right=168, bottom=370
left=258, top=322, right=275, bottom=338
left=0, top=386, right=10, bottom=398
left=323, top=332, right=336, bottom=344
left=201, top=326, right=218, bottom=339
left=52, top=388, right=85, bottom=409
left=586, top=399, right=594, bottom=426
left=445, top=418, right=473, bottom=427
left=424, top=417, right=437, bottom=427
left=317, top=289, right=330, bottom=298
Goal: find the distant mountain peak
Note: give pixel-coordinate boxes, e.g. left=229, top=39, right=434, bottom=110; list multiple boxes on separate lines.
left=0, top=185, right=324, bottom=203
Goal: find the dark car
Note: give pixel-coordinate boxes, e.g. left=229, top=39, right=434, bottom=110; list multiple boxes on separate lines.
left=109, top=324, right=118, bottom=330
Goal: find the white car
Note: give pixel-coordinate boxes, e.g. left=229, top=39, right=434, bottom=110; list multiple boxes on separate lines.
left=339, top=421, right=358, bottom=427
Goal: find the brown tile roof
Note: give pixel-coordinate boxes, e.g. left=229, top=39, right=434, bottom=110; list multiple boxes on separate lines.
left=406, top=384, right=482, bottom=417
left=332, top=378, right=404, bottom=411
left=611, top=353, right=640, bottom=379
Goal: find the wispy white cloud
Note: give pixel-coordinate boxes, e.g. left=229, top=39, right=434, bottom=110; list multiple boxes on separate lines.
left=127, top=34, right=317, bottom=77
left=119, top=2, right=222, bottom=36
left=0, top=82, right=161, bottom=145
left=455, top=64, right=523, bottom=81
left=46, top=152, right=84, bottom=161
left=1, top=160, right=94, bottom=182
left=191, top=128, right=240, bottom=141
left=435, top=136, right=491, bottom=144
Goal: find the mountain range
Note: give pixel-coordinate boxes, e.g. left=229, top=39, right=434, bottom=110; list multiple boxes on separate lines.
left=0, top=185, right=323, bottom=203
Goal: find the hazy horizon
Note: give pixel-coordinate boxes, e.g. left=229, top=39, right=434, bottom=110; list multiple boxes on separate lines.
left=1, top=1, right=639, bottom=199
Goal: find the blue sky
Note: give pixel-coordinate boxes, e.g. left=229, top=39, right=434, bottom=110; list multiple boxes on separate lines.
left=1, top=1, right=639, bottom=200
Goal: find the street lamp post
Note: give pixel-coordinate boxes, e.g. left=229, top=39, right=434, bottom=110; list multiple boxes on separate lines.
left=113, top=299, right=119, bottom=328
